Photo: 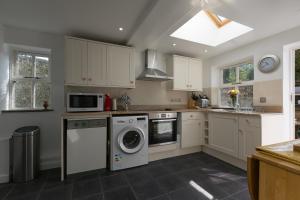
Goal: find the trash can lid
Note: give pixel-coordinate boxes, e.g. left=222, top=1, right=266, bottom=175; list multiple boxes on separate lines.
left=14, top=126, right=40, bottom=136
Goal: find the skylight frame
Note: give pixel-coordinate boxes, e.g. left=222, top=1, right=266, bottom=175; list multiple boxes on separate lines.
left=170, top=10, right=253, bottom=47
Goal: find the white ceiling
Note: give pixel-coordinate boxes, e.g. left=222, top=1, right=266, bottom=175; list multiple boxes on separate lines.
left=1, top=0, right=300, bottom=58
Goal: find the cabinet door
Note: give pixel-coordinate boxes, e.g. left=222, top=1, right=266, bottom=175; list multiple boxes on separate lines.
left=209, top=114, right=239, bottom=157
left=65, top=38, right=88, bottom=85
left=173, top=56, right=189, bottom=90
left=238, top=117, right=261, bottom=161
left=181, top=119, right=203, bottom=148
left=87, top=42, right=107, bottom=86
left=107, top=45, right=134, bottom=88
left=188, top=58, right=203, bottom=91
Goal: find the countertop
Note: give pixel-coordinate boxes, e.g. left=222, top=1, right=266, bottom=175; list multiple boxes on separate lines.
left=256, top=140, right=300, bottom=166
left=62, top=108, right=283, bottom=119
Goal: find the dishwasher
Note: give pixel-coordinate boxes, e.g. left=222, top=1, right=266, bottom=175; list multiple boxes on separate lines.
left=66, top=118, right=107, bottom=175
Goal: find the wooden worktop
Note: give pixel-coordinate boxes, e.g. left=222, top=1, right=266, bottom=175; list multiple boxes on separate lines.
left=248, top=140, right=300, bottom=200
left=61, top=108, right=282, bottom=119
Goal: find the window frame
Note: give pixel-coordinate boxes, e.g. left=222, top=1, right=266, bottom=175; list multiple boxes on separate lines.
left=8, top=49, right=52, bottom=110
left=219, top=59, right=254, bottom=108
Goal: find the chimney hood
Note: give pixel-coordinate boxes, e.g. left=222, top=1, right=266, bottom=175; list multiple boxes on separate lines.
left=138, top=49, right=173, bottom=81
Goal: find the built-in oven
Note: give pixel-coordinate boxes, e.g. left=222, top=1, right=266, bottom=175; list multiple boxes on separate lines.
left=149, top=112, right=177, bottom=146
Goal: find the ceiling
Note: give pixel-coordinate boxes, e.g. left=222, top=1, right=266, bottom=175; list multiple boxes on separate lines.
left=1, top=0, right=300, bottom=59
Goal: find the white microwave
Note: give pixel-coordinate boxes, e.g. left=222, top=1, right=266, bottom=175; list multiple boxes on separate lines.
left=67, top=93, right=104, bottom=112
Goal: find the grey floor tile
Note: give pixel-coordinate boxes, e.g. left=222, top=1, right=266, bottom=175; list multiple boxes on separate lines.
left=1, top=152, right=249, bottom=200
left=0, top=184, right=14, bottom=199
left=150, top=194, right=171, bottom=200
left=5, top=192, right=39, bottom=200
left=169, top=187, right=201, bottom=200
left=38, top=184, right=72, bottom=200
left=45, top=173, right=73, bottom=189
left=6, top=180, right=44, bottom=198
left=145, top=165, right=171, bottom=178
left=100, top=174, right=128, bottom=191
left=186, top=181, right=228, bottom=200
left=131, top=180, right=164, bottom=200
left=230, top=189, right=251, bottom=200
left=218, top=180, right=247, bottom=194
left=104, top=186, right=137, bottom=200
left=72, top=178, right=102, bottom=199
left=124, top=168, right=153, bottom=184
left=156, top=174, right=186, bottom=193
left=75, top=193, right=103, bottom=200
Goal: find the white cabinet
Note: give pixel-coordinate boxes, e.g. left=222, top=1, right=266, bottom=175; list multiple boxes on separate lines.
left=65, top=38, right=88, bottom=85
left=181, top=112, right=204, bottom=148
left=65, top=37, right=135, bottom=88
left=167, top=55, right=203, bottom=91
left=172, top=56, right=189, bottom=90
left=208, top=113, right=262, bottom=161
left=188, top=58, right=203, bottom=90
left=87, top=42, right=107, bottom=86
left=107, top=45, right=135, bottom=88
left=208, top=113, right=239, bottom=157
left=238, top=116, right=261, bottom=161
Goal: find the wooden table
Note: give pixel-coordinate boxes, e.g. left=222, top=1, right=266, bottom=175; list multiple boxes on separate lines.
left=248, top=140, right=300, bottom=200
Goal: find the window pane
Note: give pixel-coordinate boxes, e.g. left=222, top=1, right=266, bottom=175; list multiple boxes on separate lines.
left=239, top=63, right=254, bottom=81
left=223, top=67, right=236, bottom=84
left=35, top=56, right=49, bottom=78
left=220, top=87, right=235, bottom=107
left=13, top=80, right=32, bottom=108
left=14, top=52, right=33, bottom=78
left=239, top=85, right=253, bottom=108
left=35, top=81, right=51, bottom=108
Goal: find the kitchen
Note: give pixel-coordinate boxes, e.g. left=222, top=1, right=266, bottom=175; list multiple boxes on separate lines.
left=0, top=0, right=300, bottom=200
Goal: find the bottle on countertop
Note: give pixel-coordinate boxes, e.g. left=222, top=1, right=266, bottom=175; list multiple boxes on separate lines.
left=104, top=94, right=112, bottom=111
left=112, top=98, right=117, bottom=111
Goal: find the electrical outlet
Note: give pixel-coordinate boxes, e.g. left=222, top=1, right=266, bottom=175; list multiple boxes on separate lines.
left=170, top=98, right=182, bottom=102
left=260, top=97, right=267, bottom=103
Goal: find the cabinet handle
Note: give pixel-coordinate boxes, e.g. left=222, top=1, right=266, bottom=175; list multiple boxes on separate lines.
left=88, top=78, right=92, bottom=81
left=130, top=81, right=134, bottom=84
left=82, top=77, right=86, bottom=81
left=190, top=115, right=193, bottom=118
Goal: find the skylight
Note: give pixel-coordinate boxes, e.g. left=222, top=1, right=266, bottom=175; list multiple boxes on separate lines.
left=170, top=10, right=253, bottom=47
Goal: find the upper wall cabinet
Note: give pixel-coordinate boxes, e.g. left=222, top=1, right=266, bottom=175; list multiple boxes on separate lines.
left=167, top=55, right=203, bottom=91
left=64, top=37, right=135, bottom=88
left=107, top=45, right=135, bottom=88
left=65, top=38, right=88, bottom=85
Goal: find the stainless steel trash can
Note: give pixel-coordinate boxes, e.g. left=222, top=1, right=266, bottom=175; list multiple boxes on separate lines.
left=10, top=126, right=40, bottom=182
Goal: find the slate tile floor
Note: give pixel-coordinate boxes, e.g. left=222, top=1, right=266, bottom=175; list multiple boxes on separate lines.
left=0, top=153, right=251, bottom=200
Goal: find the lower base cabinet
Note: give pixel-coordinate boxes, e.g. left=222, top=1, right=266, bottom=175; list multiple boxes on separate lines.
left=181, top=112, right=204, bottom=148
left=208, top=113, right=239, bottom=157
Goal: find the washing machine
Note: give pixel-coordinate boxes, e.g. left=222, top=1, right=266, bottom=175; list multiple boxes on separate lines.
left=110, top=115, right=148, bottom=171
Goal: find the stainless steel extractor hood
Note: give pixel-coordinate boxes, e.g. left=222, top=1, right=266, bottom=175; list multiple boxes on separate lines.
left=138, top=49, right=173, bottom=81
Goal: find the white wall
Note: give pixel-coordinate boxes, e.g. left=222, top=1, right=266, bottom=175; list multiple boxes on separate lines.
left=0, top=26, right=64, bottom=183
left=203, top=25, right=300, bottom=143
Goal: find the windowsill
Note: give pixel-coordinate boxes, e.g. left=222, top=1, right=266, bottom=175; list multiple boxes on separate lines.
left=1, top=109, right=54, bottom=113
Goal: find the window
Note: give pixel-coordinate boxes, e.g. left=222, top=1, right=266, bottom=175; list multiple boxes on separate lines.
left=9, top=51, right=51, bottom=110
left=219, top=61, right=254, bottom=108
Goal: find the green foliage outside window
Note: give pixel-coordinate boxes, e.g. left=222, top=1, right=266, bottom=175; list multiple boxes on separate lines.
left=295, top=49, right=300, bottom=85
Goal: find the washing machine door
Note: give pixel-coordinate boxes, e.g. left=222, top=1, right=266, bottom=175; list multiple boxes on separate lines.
left=118, top=127, right=145, bottom=154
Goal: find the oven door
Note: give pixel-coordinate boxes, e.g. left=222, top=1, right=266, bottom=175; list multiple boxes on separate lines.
left=149, top=119, right=177, bottom=146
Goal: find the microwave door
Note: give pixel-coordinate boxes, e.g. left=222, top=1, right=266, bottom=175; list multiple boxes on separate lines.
left=67, top=94, right=100, bottom=112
